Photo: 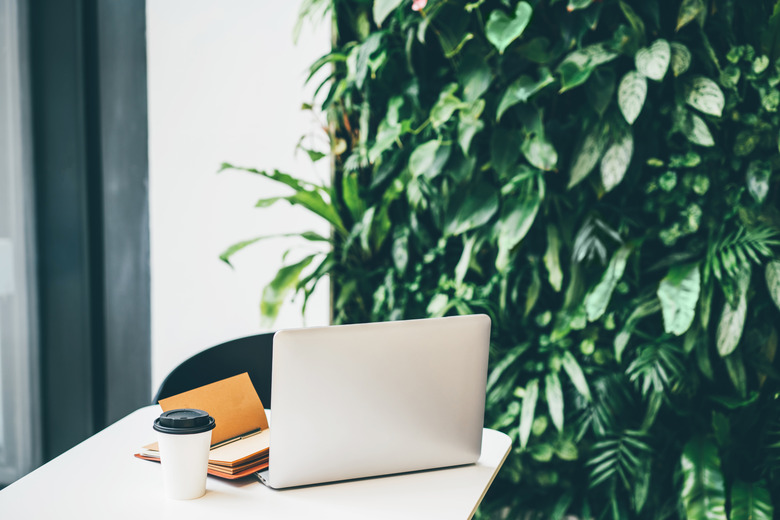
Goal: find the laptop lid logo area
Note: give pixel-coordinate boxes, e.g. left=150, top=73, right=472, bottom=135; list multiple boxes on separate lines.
left=264, top=314, right=491, bottom=489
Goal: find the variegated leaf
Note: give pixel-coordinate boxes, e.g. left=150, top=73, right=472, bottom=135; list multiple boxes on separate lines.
left=686, top=76, right=725, bottom=117
left=635, top=39, right=671, bottom=81
left=746, top=160, right=770, bottom=204
left=686, top=113, right=715, bottom=147
left=618, top=71, right=647, bottom=125
left=568, top=122, right=609, bottom=188
left=562, top=43, right=619, bottom=69
left=601, top=131, right=634, bottom=192
left=671, top=42, right=692, bottom=76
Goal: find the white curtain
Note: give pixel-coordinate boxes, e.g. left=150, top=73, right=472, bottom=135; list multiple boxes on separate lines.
left=0, top=0, right=41, bottom=485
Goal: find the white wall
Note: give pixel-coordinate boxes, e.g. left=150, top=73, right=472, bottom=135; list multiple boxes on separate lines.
left=147, top=1, right=331, bottom=395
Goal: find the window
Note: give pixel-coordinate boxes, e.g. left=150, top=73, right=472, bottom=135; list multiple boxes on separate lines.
left=0, top=0, right=41, bottom=485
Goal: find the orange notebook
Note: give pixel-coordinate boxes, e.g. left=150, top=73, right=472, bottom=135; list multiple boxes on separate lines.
left=134, top=373, right=270, bottom=479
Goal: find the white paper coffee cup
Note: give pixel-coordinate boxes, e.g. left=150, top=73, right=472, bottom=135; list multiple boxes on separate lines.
left=154, top=408, right=216, bottom=500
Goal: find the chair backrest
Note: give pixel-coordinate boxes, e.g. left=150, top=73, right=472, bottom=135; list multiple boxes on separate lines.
left=153, top=333, right=274, bottom=407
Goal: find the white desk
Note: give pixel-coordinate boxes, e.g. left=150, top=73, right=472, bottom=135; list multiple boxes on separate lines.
left=0, top=405, right=511, bottom=519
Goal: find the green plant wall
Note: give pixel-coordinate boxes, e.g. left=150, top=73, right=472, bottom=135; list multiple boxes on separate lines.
left=222, top=0, right=780, bottom=517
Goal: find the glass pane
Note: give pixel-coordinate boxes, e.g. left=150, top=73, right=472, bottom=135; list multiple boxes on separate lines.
left=0, top=0, right=39, bottom=485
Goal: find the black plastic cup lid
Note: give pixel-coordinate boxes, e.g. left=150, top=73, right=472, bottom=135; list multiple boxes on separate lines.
left=153, top=408, right=216, bottom=435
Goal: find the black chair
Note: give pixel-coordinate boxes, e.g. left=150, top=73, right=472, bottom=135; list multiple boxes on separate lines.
left=153, top=332, right=274, bottom=408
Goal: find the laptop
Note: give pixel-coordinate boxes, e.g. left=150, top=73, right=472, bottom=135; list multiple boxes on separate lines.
left=256, top=314, right=491, bottom=489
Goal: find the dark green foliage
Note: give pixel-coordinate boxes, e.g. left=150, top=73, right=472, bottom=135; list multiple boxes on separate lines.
left=223, top=0, right=780, bottom=517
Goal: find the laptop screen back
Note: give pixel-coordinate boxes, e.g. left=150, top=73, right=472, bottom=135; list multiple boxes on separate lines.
left=266, top=314, right=491, bottom=489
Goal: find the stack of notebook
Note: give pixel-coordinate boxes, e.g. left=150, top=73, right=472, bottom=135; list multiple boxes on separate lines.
left=134, top=373, right=270, bottom=479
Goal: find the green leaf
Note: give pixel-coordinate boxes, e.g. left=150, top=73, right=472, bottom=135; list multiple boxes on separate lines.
left=496, top=177, right=543, bottom=271
left=525, top=262, right=542, bottom=317
left=284, top=191, right=346, bottom=235
left=544, top=225, right=563, bottom=292
left=730, top=480, right=774, bottom=520
left=618, top=71, right=647, bottom=125
left=766, top=261, right=780, bottom=312
left=458, top=100, right=486, bottom=154
left=686, top=76, right=725, bottom=117
left=557, top=44, right=619, bottom=92
left=724, top=351, right=748, bottom=398
left=657, top=264, right=701, bottom=336
left=635, top=39, right=671, bottom=81
left=485, top=2, right=533, bottom=55
left=220, top=164, right=319, bottom=194
left=601, top=130, right=634, bottom=192
left=762, top=6, right=780, bottom=62
left=697, top=331, right=715, bottom=380
left=567, top=0, right=593, bottom=11
left=569, top=120, right=609, bottom=188
left=562, top=351, right=591, bottom=401
left=219, top=232, right=328, bottom=266
left=586, top=69, right=617, bottom=118
left=634, top=457, right=651, bottom=513
left=444, top=183, right=499, bottom=236
left=671, top=42, right=692, bottom=76
left=545, top=372, right=564, bottom=433
left=457, top=50, right=493, bottom=102
left=716, top=286, right=747, bottom=357
left=618, top=1, right=645, bottom=46
left=261, top=255, right=316, bottom=327
left=342, top=171, right=365, bottom=222
left=585, top=245, right=632, bottom=322
left=676, top=0, right=706, bottom=32
left=497, top=70, right=555, bottom=121
left=486, top=343, right=529, bottom=398
left=359, top=206, right=376, bottom=253
left=392, top=230, right=409, bottom=274
left=615, top=300, right=661, bottom=362
left=681, top=438, right=727, bottom=520
left=430, top=83, right=463, bottom=129
left=409, top=140, right=440, bottom=178
left=519, top=378, right=539, bottom=448
left=455, top=234, right=477, bottom=285
left=491, top=130, right=522, bottom=178
left=521, top=133, right=558, bottom=171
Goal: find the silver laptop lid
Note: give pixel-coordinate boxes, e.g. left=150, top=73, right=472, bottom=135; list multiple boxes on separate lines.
left=266, top=314, right=491, bottom=489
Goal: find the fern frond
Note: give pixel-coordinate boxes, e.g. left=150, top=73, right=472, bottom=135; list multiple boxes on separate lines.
left=626, top=342, right=686, bottom=396
left=576, top=374, right=637, bottom=440
left=587, top=430, right=652, bottom=492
